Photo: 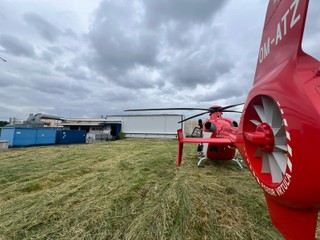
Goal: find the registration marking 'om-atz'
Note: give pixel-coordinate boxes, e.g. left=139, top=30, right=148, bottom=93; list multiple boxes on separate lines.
left=259, top=0, right=301, bottom=63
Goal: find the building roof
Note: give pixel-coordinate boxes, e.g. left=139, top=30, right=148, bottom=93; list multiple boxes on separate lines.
left=61, top=118, right=121, bottom=126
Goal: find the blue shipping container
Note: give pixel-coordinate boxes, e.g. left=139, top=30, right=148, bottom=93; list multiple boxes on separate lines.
left=56, top=130, right=86, bottom=144
left=13, top=128, right=37, bottom=146
left=0, top=127, right=16, bottom=147
left=35, top=129, right=57, bottom=145
left=0, top=127, right=56, bottom=147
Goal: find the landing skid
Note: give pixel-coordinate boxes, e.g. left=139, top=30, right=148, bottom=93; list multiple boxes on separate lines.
left=197, top=153, right=206, bottom=167
left=232, top=156, right=246, bottom=170
left=196, top=151, right=246, bottom=170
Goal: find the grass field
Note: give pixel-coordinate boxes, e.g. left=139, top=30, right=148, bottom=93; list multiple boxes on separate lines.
left=0, top=139, right=317, bottom=239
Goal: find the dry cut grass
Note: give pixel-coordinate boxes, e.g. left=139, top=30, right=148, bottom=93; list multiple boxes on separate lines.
left=0, top=138, right=303, bottom=239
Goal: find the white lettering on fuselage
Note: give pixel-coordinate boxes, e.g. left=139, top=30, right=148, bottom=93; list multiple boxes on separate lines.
left=246, top=165, right=292, bottom=197
left=275, top=173, right=292, bottom=196
left=259, top=0, right=301, bottom=63
left=260, top=180, right=277, bottom=196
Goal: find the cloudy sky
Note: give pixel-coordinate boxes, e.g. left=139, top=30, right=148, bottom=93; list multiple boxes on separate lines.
left=0, top=0, right=318, bottom=121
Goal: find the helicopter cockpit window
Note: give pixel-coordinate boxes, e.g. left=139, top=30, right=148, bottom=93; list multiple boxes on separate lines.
left=302, top=0, right=320, bottom=60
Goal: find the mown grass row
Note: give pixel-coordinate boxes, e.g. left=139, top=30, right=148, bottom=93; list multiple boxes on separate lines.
left=0, top=139, right=300, bottom=239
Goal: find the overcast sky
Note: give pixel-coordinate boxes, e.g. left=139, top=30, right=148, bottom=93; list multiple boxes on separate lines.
left=0, top=0, right=318, bottom=121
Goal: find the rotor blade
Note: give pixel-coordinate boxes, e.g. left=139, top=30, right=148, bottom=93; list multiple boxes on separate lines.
left=274, top=136, right=287, bottom=146
left=221, top=110, right=242, bottom=113
left=254, top=105, right=267, bottom=123
left=274, top=123, right=287, bottom=150
left=268, top=153, right=283, bottom=183
left=250, top=119, right=261, bottom=126
left=178, top=111, right=209, bottom=123
left=125, top=103, right=245, bottom=113
left=272, top=127, right=280, bottom=136
left=274, top=144, right=288, bottom=152
left=274, top=126, right=287, bottom=151
left=124, top=107, right=211, bottom=112
left=262, top=153, right=271, bottom=173
left=272, top=152, right=287, bottom=174
left=261, top=96, right=274, bottom=124
left=0, top=56, right=7, bottom=62
left=218, top=103, right=244, bottom=111
left=274, top=124, right=285, bottom=138
left=271, top=103, right=283, bottom=129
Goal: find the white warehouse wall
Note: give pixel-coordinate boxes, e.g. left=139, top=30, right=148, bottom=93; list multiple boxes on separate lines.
left=107, top=114, right=184, bottom=139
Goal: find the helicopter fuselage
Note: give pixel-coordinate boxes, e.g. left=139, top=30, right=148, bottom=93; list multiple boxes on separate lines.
left=200, top=110, right=238, bottom=161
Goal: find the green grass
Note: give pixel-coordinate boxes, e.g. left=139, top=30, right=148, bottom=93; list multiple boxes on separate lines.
left=0, top=139, right=312, bottom=239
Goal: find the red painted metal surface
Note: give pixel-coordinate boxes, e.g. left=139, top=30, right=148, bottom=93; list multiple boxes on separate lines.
left=237, top=0, right=320, bottom=238
left=176, top=110, right=237, bottom=166
left=177, top=0, right=320, bottom=238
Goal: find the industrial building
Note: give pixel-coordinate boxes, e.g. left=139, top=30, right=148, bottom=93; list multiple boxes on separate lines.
left=107, top=114, right=184, bottom=139
left=61, top=118, right=122, bottom=142
left=0, top=113, right=188, bottom=147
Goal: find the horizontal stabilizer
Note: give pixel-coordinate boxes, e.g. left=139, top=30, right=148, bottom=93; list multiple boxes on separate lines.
left=177, top=129, right=232, bottom=144
left=176, top=129, right=233, bottom=167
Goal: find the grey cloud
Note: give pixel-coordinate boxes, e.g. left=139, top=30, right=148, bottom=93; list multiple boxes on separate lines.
left=116, top=66, right=164, bottom=89
left=54, top=64, right=90, bottom=80
left=40, top=50, right=55, bottom=63
left=193, top=72, right=253, bottom=104
left=194, top=86, right=244, bottom=103
left=0, top=0, right=268, bottom=121
left=142, top=0, right=228, bottom=49
left=90, top=31, right=157, bottom=71
left=23, top=12, right=62, bottom=42
left=115, top=75, right=154, bottom=89
left=88, top=0, right=158, bottom=71
left=101, top=88, right=140, bottom=102
left=0, top=106, right=15, bottom=121
left=47, top=46, right=63, bottom=54
left=0, top=71, right=24, bottom=87
left=302, top=1, right=320, bottom=60
left=144, top=0, right=229, bottom=26
left=0, top=34, right=35, bottom=57
left=40, top=45, right=63, bottom=62
left=52, top=87, right=139, bottom=118
left=87, top=0, right=161, bottom=89
left=87, top=0, right=230, bottom=91
left=29, top=75, right=87, bottom=97
left=63, top=28, right=78, bottom=39
left=165, top=39, right=234, bottom=89
left=170, top=58, right=234, bottom=89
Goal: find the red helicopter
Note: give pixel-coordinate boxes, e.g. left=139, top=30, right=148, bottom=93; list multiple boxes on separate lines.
left=126, top=103, right=244, bottom=168
left=175, top=104, right=243, bottom=168
left=127, top=0, right=320, bottom=239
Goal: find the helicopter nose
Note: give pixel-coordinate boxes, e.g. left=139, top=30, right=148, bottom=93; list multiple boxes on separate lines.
left=204, top=122, right=216, bottom=132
